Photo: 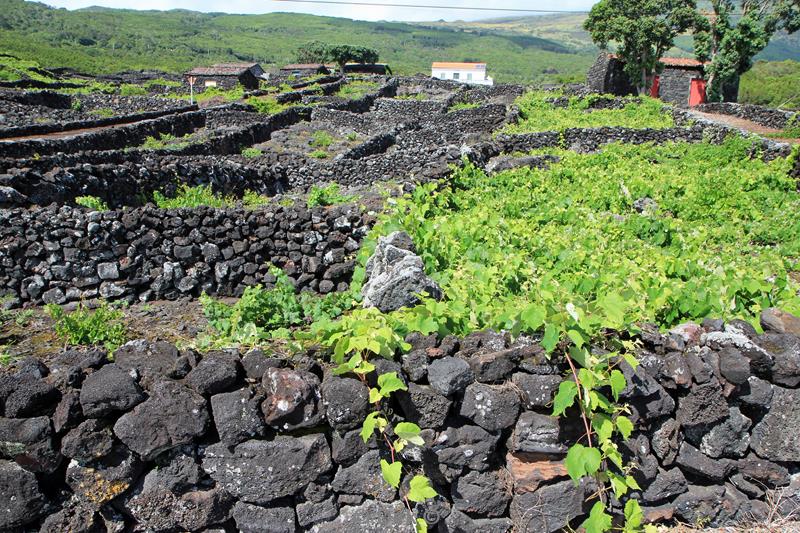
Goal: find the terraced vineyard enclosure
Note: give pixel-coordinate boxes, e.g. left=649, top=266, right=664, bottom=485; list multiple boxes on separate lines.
left=1, top=71, right=799, bottom=533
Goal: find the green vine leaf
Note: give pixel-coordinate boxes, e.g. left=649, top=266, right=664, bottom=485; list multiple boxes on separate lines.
left=609, top=369, right=627, bottom=401
left=552, top=381, right=578, bottom=417
left=623, top=499, right=644, bottom=532
left=370, top=387, right=384, bottom=403
left=377, top=372, right=407, bottom=396
left=541, top=323, right=560, bottom=352
left=407, top=475, right=437, bottom=502
left=380, top=459, right=402, bottom=488
left=582, top=500, right=613, bottom=533
left=592, top=413, right=614, bottom=442
left=616, top=415, right=634, bottom=439
left=394, top=422, right=424, bottom=446
left=360, top=412, right=386, bottom=443
left=415, top=518, right=429, bottom=533
left=565, top=443, right=602, bottom=482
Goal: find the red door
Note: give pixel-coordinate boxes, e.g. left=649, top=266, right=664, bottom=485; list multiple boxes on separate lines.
left=650, top=76, right=660, bottom=98
left=689, top=79, right=707, bottom=106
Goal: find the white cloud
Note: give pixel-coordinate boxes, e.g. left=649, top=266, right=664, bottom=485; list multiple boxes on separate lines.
left=42, top=0, right=597, bottom=21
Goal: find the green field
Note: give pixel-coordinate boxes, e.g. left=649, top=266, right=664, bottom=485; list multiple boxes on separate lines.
left=0, top=0, right=594, bottom=84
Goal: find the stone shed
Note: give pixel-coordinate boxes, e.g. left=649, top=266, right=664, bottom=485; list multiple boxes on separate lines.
left=185, top=63, right=264, bottom=91
left=652, top=57, right=708, bottom=106
left=279, top=63, right=331, bottom=77
left=586, top=52, right=636, bottom=96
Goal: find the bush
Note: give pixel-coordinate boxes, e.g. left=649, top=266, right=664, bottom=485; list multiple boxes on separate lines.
left=241, top=147, right=263, bottom=158
left=75, top=196, right=109, bottom=211
left=153, top=184, right=234, bottom=209
left=306, top=183, right=353, bottom=207
left=46, top=302, right=127, bottom=351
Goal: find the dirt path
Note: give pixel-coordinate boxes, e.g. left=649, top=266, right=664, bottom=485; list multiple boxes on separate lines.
left=688, top=110, right=799, bottom=144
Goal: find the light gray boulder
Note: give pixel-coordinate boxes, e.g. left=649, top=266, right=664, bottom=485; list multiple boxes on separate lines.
left=361, top=231, right=441, bottom=312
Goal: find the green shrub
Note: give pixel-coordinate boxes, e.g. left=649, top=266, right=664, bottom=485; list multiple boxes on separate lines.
left=306, top=183, right=352, bottom=207
left=153, top=184, right=234, bottom=209
left=311, top=130, right=334, bottom=148
left=241, top=147, right=263, bottom=158
left=119, top=83, right=147, bottom=96
left=46, top=302, right=127, bottom=351
left=346, top=132, right=359, bottom=141
left=309, top=149, right=330, bottom=159
left=75, top=196, right=109, bottom=211
left=70, top=98, right=83, bottom=111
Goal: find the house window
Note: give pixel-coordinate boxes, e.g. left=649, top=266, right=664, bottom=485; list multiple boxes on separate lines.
left=204, top=80, right=217, bottom=88
left=453, top=73, right=460, bottom=80
left=467, top=73, right=473, bottom=81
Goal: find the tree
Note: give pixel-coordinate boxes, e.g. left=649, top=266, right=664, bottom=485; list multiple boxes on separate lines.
left=585, top=0, right=703, bottom=94
left=296, top=41, right=379, bottom=73
left=694, top=0, right=800, bottom=101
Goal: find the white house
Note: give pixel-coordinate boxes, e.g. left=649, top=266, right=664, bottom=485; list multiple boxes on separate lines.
left=431, top=62, right=494, bottom=86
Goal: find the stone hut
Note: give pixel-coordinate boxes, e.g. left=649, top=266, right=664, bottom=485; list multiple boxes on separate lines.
left=279, top=63, right=331, bottom=77
left=185, top=63, right=264, bottom=90
left=586, top=52, right=636, bottom=96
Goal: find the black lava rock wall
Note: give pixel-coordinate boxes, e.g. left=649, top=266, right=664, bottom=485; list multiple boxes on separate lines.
left=1, top=310, right=798, bottom=531
left=0, top=202, right=374, bottom=306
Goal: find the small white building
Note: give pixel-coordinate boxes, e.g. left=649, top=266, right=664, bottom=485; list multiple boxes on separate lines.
left=431, top=62, right=494, bottom=86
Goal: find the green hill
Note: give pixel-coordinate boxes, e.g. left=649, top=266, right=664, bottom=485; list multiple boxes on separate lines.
left=0, top=0, right=594, bottom=83
left=420, top=12, right=800, bottom=63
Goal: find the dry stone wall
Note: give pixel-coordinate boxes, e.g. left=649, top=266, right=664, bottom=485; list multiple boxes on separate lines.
left=694, top=102, right=798, bottom=130
left=1, top=310, right=798, bottom=532
left=0, top=202, right=374, bottom=306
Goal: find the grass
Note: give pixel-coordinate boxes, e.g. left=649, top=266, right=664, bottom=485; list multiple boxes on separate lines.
left=503, top=91, right=674, bottom=134
left=241, top=147, right=263, bottom=158
left=739, top=60, right=800, bottom=110
left=119, top=83, right=147, bottom=96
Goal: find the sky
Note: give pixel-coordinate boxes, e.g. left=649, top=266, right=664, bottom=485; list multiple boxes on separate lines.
left=41, top=0, right=597, bottom=22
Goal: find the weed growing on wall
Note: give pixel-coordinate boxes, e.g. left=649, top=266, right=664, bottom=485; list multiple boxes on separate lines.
left=504, top=91, right=674, bottom=133
left=240, top=147, right=263, bottom=158
left=308, top=149, right=329, bottom=159
left=46, top=301, right=127, bottom=352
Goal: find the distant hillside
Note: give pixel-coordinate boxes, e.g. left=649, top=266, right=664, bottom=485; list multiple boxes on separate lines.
left=421, top=12, right=800, bottom=62
left=0, top=1, right=595, bottom=83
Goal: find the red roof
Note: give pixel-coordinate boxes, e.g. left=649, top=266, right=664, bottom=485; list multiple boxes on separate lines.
left=659, top=57, right=706, bottom=68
